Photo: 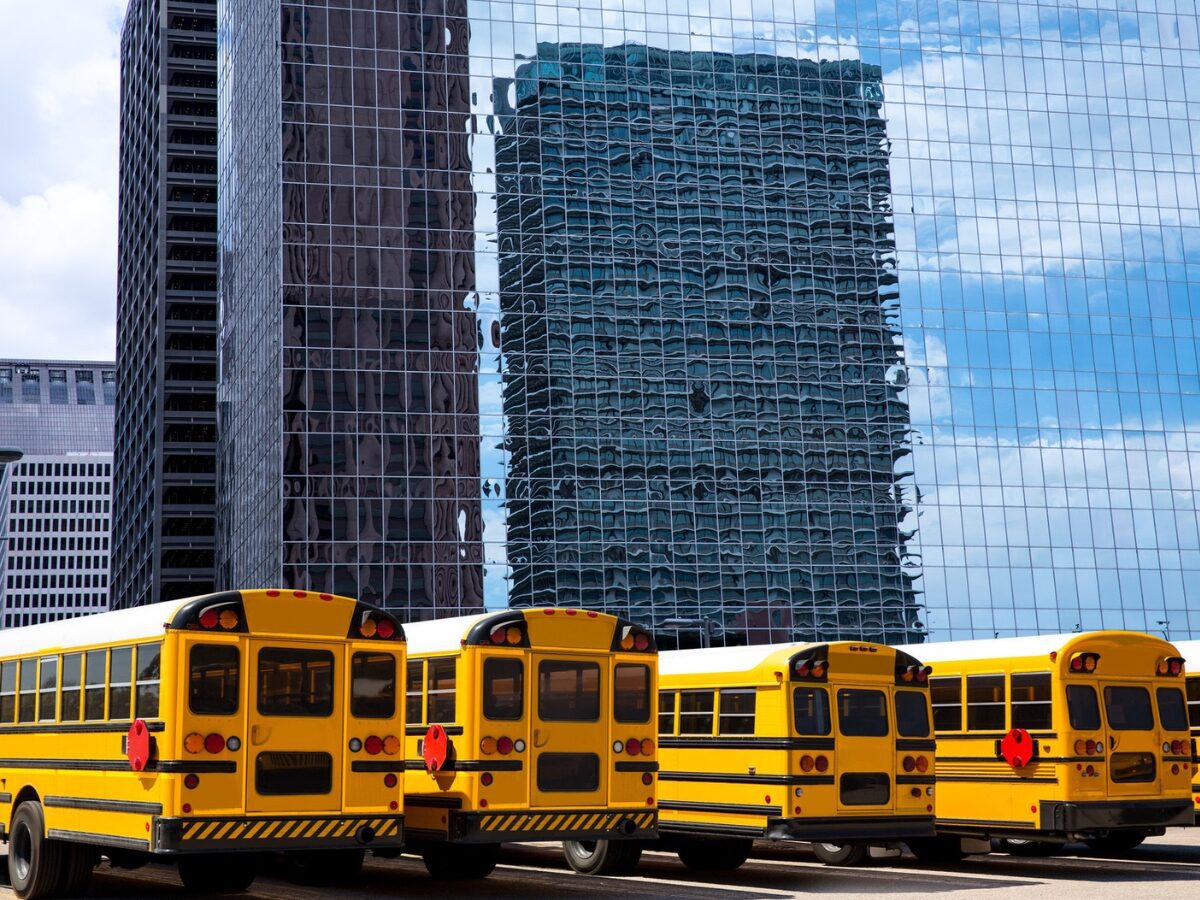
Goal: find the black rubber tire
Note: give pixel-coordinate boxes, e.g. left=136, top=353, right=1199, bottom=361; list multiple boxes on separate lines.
left=906, top=837, right=965, bottom=865
left=283, top=849, right=365, bottom=884
left=7, top=801, right=63, bottom=900
left=997, top=838, right=1059, bottom=857
left=562, top=839, right=644, bottom=875
left=1084, top=833, right=1146, bottom=855
left=177, top=854, right=257, bottom=893
left=812, top=842, right=870, bottom=866
left=56, top=843, right=98, bottom=897
left=675, top=838, right=753, bottom=871
left=422, top=843, right=499, bottom=880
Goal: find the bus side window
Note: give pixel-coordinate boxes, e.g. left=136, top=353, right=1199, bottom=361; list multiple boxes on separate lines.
left=1011, top=673, right=1052, bottom=730
left=427, top=658, right=456, bottom=723
left=61, top=653, right=82, bottom=721
left=85, top=650, right=107, bottom=720
left=718, top=689, right=755, bottom=735
left=405, top=660, right=424, bottom=725
left=109, top=646, right=133, bottom=720
left=1067, top=684, right=1101, bottom=731
left=189, top=645, right=240, bottom=715
left=483, top=657, right=523, bottom=721
left=18, top=658, right=37, bottom=723
left=38, top=656, right=57, bottom=722
left=136, top=643, right=162, bottom=718
left=657, top=691, right=676, bottom=736
left=352, top=652, right=397, bottom=719
left=966, top=675, right=1006, bottom=731
left=793, top=686, right=831, bottom=736
left=929, top=676, right=962, bottom=732
left=1187, top=677, right=1199, bottom=728
left=614, top=664, right=650, bottom=724
left=0, top=661, right=15, bottom=723
left=678, top=690, right=714, bottom=736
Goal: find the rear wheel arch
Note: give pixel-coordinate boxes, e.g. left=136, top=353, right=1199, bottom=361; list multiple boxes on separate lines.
left=9, top=787, right=41, bottom=832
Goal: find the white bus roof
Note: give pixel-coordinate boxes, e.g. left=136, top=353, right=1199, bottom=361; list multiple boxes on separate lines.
left=0, top=600, right=187, bottom=658
left=1172, top=640, right=1197, bottom=665
left=660, top=642, right=821, bottom=677
left=403, top=613, right=492, bottom=654
left=896, top=631, right=1171, bottom=665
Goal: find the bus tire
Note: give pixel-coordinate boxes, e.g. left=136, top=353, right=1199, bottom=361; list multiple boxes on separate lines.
left=676, top=837, right=753, bottom=871
left=7, top=801, right=63, bottom=900
left=177, top=853, right=257, bottom=893
left=283, top=849, right=365, bottom=884
left=812, top=842, right=869, bottom=866
left=56, top=843, right=98, bottom=896
left=1084, top=833, right=1146, bottom=855
left=563, top=839, right=643, bottom=875
left=997, top=838, right=1058, bottom=857
left=906, top=837, right=965, bottom=865
left=422, top=843, right=499, bottom=880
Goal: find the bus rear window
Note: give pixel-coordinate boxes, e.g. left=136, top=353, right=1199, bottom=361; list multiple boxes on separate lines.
left=1188, top=677, right=1199, bottom=728
left=258, top=648, right=334, bottom=717
left=189, top=644, right=240, bottom=716
left=483, top=657, right=523, bottom=720
left=614, top=664, right=650, bottom=723
left=837, top=689, right=888, bottom=737
left=427, top=658, right=457, bottom=722
left=793, top=687, right=830, bottom=735
left=895, top=691, right=930, bottom=737
left=1067, top=684, right=1101, bottom=730
left=351, top=652, right=395, bottom=719
left=1155, top=687, right=1187, bottom=733
left=1104, top=685, right=1153, bottom=731
left=538, top=660, right=600, bottom=721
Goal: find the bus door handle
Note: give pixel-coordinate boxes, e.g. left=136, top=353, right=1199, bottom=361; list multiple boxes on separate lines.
left=251, top=724, right=272, bottom=746
left=1108, top=735, right=1117, bottom=751
left=533, top=729, right=550, bottom=748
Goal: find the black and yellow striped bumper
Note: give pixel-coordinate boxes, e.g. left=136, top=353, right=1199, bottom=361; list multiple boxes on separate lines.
left=448, top=808, right=656, bottom=844
left=153, top=814, right=404, bottom=853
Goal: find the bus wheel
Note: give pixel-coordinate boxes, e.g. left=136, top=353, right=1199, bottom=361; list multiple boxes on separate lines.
left=997, top=838, right=1058, bottom=857
left=283, top=849, right=365, bottom=884
left=676, top=838, right=753, bottom=871
left=563, top=839, right=643, bottom=875
left=56, top=843, right=98, bottom=896
left=7, top=801, right=64, bottom=900
left=1084, top=833, right=1146, bottom=855
left=812, top=843, right=869, bottom=866
left=177, top=854, right=257, bottom=893
left=906, top=838, right=965, bottom=865
left=422, top=843, right=499, bottom=880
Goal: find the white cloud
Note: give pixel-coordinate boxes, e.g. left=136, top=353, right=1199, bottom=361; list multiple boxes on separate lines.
left=0, top=1, right=127, bottom=362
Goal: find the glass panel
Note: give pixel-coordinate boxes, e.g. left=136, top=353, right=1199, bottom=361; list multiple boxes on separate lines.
left=837, top=689, right=889, bottom=737
left=678, top=690, right=715, bottom=735
left=657, top=691, right=676, bottom=735
left=482, top=657, right=523, bottom=721
left=537, top=660, right=600, bottom=722
left=136, top=643, right=162, bottom=718
left=895, top=691, right=930, bottom=738
left=1187, top=678, right=1200, bottom=729
left=351, top=652, right=396, bottom=719
left=1011, top=673, right=1052, bottom=730
left=18, top=658, right=37, bottom=723
left=718, top=689, right=755, bottom=735
left=189, top=644, right=239, bottom=715
left=405, top=660, right=423, bottom=724
left=793, top=687, right=831, bottom=736
left=930, top=677, right=963, bottom=732
left=0, top=661, right=15, bottom=722
left=37, top=657, right=57, bottom=722
left=1067, top=685, right=1101, bottom=731
left=109, top=646, right=133, bottom=720
left=1156, top=687, right=1188, bottom=733
left=613, top=664, right=650, bottom=724
left=84, top=650, right=107, bottom=720
left=1103, top=686, right=1154, bottom=732
left=536, top=753, right=599, bottom=792
left=257, top=648, right=334, bottom=717
left=61, top=653, right=82, bottom=721
left=966, top=675, right=1006, bottom=731
left=427, top=658, right=457, bottom=722
left=255, top=752, right=333, bottom=795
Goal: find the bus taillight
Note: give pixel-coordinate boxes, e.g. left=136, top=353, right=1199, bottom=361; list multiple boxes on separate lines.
left=184, top=774, right=200, bottom=790
left=624, top=737, right=656, bottom=757
left=1069, top=652, right=1100, bottom=673
left=384, top=773, right=398, bottom=788
left=204, top=733, right=225, bottom=754
left=814, top=755, right=829, bottom=772
left=490, top=624, right=524, bottom=646
left=184, top=733, right=205, bottom=754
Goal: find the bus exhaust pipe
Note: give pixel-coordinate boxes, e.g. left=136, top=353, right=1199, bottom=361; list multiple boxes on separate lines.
left=618, top=818, right=637, bottom=836
left=355, top=825, right=377, bottom=845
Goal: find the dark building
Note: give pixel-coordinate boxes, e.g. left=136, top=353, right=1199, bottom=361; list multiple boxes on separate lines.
left=217, top=0, right=484, bottom=617
left=112, top=0, right=219, bottom=609
left=496, top=45, right=919, bottom=645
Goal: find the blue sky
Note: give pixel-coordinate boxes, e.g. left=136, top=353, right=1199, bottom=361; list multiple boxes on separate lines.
left=0, top=1, right=127, bottom=362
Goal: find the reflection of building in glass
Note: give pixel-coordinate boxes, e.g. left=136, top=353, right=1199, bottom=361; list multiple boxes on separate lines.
left=496, top=44, right=919, bottom=645
left=217, top=0, right=483, bottom=618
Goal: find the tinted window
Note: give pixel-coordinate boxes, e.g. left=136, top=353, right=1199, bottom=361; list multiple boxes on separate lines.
left=793, top=687, right=831, bottom=735
left=718, top=689, right=755, bottom=735
left=109, top=646, right=133, bottom=720
left=256, top=752, right=333, bottom=795
left=189, top=644, right=240, bottom=715
left=837, top=689, right=888, bottom=737
left=895, top=691, right=930, bottom=737
left=614, top=664, right=650, bottom=723
left=85, top=650, right=107, bottom=720
left=405, top=660, right=423, bottom=724
left=18, top=659, right=36, bottom=723
left=1104, top=685, right=1154, bottom=731
left=679, top=690, right=714, bottom=735
left=966, top=675, right=1005, bottom=731
left=351, top=652, right=395, bottom=719
left=0, top=661, right=16, bottom=722
left=483, top=657, right=523, bottom=720
left=1067, top=684, right=1101, bottom=731
left=1188, top=677, right=1200, bottom=728
left=538, top=660, right=600, bottom=721
left=537, top=753, right=600, bottom=792
left=929, top=676, right=962, bottom=731
left=658, top=691, right=676, bottom=735
left=427, top=658, right=457, bottom=722
left=60, top=653, right=82, bottom=721
left=1155, top=687, right=1188, bottom=733
left=258, top=648, right=334, bottom=717
left=1011, top=673, right=1052, bottom=730
left=37, top=657, right=57, bottom=722
left=136, top=643, right=162, bottom=718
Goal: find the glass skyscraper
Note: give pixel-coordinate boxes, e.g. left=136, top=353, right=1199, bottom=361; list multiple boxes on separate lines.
left=216, top=0, right=1200, bottom=644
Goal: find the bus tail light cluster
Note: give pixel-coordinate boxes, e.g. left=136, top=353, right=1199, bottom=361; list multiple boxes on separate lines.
left=489, top=622, right=527, bottom=646
left=347, top=601, right=405, bottom=642
left=902, top=755, right=930, bottom=773
left=185, top=598, right=247, bottom=633
left=794, top=659, right=828, bottom=679
left=480, top=736, right=526, bottom=755
left=1155, top=656, right=1185, bottom=677
left=185, top=732, right=239, bottom=754
left=1074, top=738, right=1102, bottom=756
left=1163, top=740, right=1188, bottom=756
left=613, top=738, right=654, bottom=756
left=615, top=625, right=655, bottom=653
left=1069, top=652, right=1100, bottom=673
left=348, top=735, right=400, bottom=756
left=900, top=665, right=932, bottom=684
left=799, top=754, right=829, bottom=773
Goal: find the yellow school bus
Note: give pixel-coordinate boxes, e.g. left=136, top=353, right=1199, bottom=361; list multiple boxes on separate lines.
left=0, top=588, right=405, bottom=898
left=1173, top=640, right=1199, bottom=824
left=898, top=631, right=1192, bottom=860
left=402, top=608, right=658, bottom=878
left=578, top=641, right=937, bottom=872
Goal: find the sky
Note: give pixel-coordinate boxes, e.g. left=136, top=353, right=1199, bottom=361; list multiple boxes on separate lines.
left=0, top=1, right=128, bottom=363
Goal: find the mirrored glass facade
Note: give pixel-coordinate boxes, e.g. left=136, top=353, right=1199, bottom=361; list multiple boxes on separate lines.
left=218, top=0, right=1200, bottom=645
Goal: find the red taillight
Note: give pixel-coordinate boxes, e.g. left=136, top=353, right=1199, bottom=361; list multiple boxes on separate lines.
left=814, top=755, right=829, bottom=773
left=1085, top=739, right=1097, bottom=755
left=490, top=626, right=507, bottom=645
left=1172, top=740, right=1185, bottom=756
left=800, top=755, right=814, bottom=772
left=634, top=633, right=650, bottom=651
left=182, top=803, right=192, bottom=814
left=199, top=609, right=219, bottom=629
left=377, top=619, right=395, bottom=639
left=204, top=733, right=225, bottom=754
left=184, top=774, right=200, bottom=790
left=916, top=755, right=929, bottom=773
left=365, top=735, right=384, bottom=756
left=497, top=736, right=514, bottom=755
left=480, top=772, right=494, bottom=786
left=626, top=738, right=642, bottom=756
left=384, top=773, right=398, bottom=788
left=902, top=755, right=916, bottom=773
left=1071, top=657, right=1083, bottom=671
left=642, top=772, right=653, bottom=785
left=1170, top=659, right=1183, bottom=675
left=795, top=662, right=811, bottom=678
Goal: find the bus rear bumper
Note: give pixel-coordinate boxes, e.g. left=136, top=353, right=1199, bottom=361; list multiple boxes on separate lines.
left=765, top=815, right=936, bottom=843
left=1039, top=799, right=1193, bottom=835
left=152, top=814, right=404, bottom=854
left=447, top=808, right=657, bottom=844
